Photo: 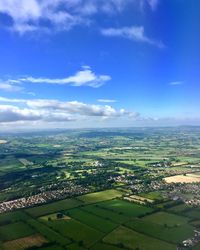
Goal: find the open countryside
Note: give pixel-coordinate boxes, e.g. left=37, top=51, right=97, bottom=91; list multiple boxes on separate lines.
left=0, top=127, right=200, bottom=249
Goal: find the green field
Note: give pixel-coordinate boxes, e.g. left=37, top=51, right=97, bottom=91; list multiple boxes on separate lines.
left=168, top=204, right=190, bottom=213
left=26, top=198, right=83, bottom=217
left=98, top=199, right=153, bottom=217
left=1, top=128, right=200, bottom=250
left=27, top=219, right=71, bottom=246
left=66, top=208, right=117, bottom=233
left=37, top=246, right=64, bottom=250
left=183, top=208, right=200, bottom=219
left=91, top=242, right=122, bottom=250
left=143, top=211, right=190, bottom=227
left=0, top=211, right=30, bottom=225
left=77, top=189, right=123, bottom=204
left=125, top=217, right=194, bottom=244
left=194, top=243, right=200, bottom=250
left=0, top=221, right=35, bottom=242
left=140, top=191, right=165, bottom=201
left=67, top=243, right=86, bottom=250
left=43, top=218, right=103, bottom=247
left=81, top=204, right=128, bottom=223
left=103, top=226, right=176, bottom=250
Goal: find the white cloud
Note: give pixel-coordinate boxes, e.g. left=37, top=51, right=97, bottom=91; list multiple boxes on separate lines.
left=169, top=81, right=183, bottom=86
left=0, top=82, right=24, bottom=92
left=101, top=26, right=165, bottom=48
left=0, top=104, right=75, bottom=123
left=26, top=100, right=132, bottom=117
left=146, top=0, right=159, bottom=11
left=0, top=105, right=41, bottom=122
left=0, top=0, right=159, bottom=34
left=0, top=97, right=137, bottom=124
left=98, top=99, right=117, bottom=103
left=7, top=66, right=111, bottom=88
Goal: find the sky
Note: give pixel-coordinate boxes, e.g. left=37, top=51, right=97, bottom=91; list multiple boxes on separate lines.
left=0, top=0, right=200, bottom=130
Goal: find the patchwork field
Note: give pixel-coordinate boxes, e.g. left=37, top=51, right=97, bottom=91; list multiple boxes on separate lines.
left=103, top=226, right=176, bottom=250
left=125, top=217, right=194, bottom=244
left=81, top=204, right=128, bottom=223
left=27, top=219, right=71, bottom=246
left=1, top=128, right=200, bottom=249
left=66, top=208, right=117, bottom=233
left=43, top=218, right=103, bottom=247
left=0, top=188, right=200, bottom=249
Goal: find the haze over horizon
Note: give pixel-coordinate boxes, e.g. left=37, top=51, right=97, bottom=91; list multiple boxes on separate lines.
left=0, top=0, right=200, bottom=130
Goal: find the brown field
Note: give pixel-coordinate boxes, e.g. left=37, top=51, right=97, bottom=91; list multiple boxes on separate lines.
left=3, top=234, right=47, bottom=250
left=164, top=173, right=200, bottom=183
left=172, top=162, right=188, bottom=166
left=124, top=195, right=154, bottom=204
left=0, top=140, right=7, bottom=144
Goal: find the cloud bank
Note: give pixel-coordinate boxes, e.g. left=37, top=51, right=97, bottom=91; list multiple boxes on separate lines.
left=0, top=97, right=138, bottom=124
left=0, top=0, right=160, bottom=34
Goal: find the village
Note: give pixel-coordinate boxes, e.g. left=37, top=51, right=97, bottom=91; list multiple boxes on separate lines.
left=0, top=184, right=88, bottom=213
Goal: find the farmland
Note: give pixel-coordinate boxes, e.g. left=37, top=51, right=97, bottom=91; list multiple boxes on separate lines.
left=0, top=127, right=200, bottom=249
left=103, top=226, right=176, bottom=250
left=165, top=173, right=200, bottom=183
left=26, top=198, right=83, bottom=217
left=125, top=217, right=194, bottom=244
left=3, top=234, right=47, bottom=250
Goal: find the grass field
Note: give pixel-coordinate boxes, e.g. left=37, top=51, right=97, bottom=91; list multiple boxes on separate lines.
left=67, top=243, right=86, bottom=250
left=37, top=245, right=64, bottom=250
left=139, top=191, right=165, bottom=201
left=91, top=242, right=122, bottom=250
left=77, top=189, right=123, bottom=204
left=3, top=234, right=47, bottom=250
left=143, top=211, right=190, bottom=227
left=194, top=243, right=200, bottom=250
left=0, top=211, right=30, bottom=226
left=183, top=208, right=200, bottom=219
left=26, top=198, right=83, bottom=217
left=27, top=219, right=71, bottom=246
left=0, top=221, right=35, bottom=242
left=125, top=217, right=194, bottom=244
left=44, top=218, right=103, bottom=247
left=81, top=204, right=128, bottom=223
left=103, top=226, right=176, bottom=250
left=66, top=208, right=117, bottom=233
left=168, top=204, right=189, bottom=213
left=98, top=199, right=153, bottom=217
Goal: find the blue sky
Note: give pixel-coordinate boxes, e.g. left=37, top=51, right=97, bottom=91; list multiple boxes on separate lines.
left=0, top=0, right=199, bottom=130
